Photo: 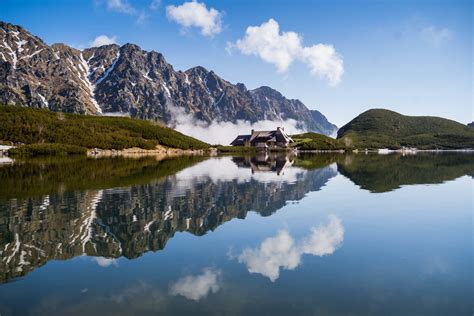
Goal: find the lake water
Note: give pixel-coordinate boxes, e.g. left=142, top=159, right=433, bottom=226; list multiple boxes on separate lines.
left=0, top=153, right=472, bottom=315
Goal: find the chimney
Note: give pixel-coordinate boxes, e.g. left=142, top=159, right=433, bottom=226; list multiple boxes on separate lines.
left=251, top=129, right=255, bottom=134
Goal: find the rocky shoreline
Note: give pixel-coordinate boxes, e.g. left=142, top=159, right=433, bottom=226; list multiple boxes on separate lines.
left=87, top=144, right=212, bottom=158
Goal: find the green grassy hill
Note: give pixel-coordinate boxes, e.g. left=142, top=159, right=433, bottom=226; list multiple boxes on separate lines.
left=337, top=109, right=474, bottom=149
left=0, top=106, right=209, bottom=154
left=291, top=132, right=344, bottom=150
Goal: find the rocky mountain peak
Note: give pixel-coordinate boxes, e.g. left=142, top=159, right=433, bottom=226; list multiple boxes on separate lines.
left=252, top=86, right=284, bottom=99
left=0, top=21, right=338, bottom=136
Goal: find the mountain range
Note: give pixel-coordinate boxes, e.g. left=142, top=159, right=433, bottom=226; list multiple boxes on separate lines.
left=0, top=21, right=337, bottom=135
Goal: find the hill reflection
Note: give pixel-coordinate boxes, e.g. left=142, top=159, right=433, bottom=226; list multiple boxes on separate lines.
left=336, top=152, right=474, bottom=192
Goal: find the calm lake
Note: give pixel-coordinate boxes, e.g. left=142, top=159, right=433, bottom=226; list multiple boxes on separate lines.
left=0, top=153, right=472, bottom=315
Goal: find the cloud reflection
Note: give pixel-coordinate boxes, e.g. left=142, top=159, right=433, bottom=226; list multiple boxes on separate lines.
left=93, top=257, right=118, bottom=268
left=238, top=215, right=344, bottom=281
left=169, top=268, right=221, bottom=301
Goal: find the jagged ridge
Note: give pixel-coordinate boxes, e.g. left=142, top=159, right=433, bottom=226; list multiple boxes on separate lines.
left=0, top=21, right=337, bottom=135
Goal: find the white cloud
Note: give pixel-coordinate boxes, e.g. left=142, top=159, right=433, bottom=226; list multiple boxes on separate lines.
left=93, top=257, right=119, bottom=267
left=169, top=268, right=221, bottom=301
left=420, top=25, right=452, bottom=47
left=238, top=215, right=344, bottom=281
left=168, top=104, right=304, bottom=145
left=166, top=1, right=223, bottom=37
left=300, top=44, right=344, bottom=86
left=107, top=0, right=136, bottom=14
left=89, top=35, right=118, bottom=47
left=230, top=19, right=344, bottom=86
left=232, top=19, right=302, bottom=73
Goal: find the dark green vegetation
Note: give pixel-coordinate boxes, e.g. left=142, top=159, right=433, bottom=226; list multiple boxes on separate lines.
left=8, top=143, right=87, bottom=156
left=291, top=152, right=474, bottom=192
left=337, top=152, right=474, bottom=192
left=337, top=109, right=474, bottom=149
left=0, top=155, right=206, bottom=199
left=216, top=145, right=258, bottom=153
left=0, top=106, right=209, bottom=154
left=293, top=152, right=342, bottom=170
left=291, top=133, right=345, bottom=150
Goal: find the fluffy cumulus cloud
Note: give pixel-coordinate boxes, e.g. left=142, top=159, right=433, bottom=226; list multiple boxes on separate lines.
left=168, top=105, right=304, bottom=145
left=238, top=215, right=344, bottom=281
left=300, top=44, right=344, bottom=87
left=166, top=1, right=223, bottom=37
left=89, top=35, right=118, bottom=47
left=420, top=25, right=452, bottom=47
left=169, top=268, right=221, bottom=301
left=229, top=19, right=344, bottom=86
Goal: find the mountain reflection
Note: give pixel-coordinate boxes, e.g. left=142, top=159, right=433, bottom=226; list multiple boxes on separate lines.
left=0, top=155, right=337, bottom=283
left=0, top=152, right=472, bottom=283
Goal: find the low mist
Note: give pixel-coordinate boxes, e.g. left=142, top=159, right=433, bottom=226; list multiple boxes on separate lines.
left=168, top=105, right=305, bottom=145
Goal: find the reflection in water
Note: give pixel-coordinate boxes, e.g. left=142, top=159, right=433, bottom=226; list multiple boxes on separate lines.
left=233, top=153, right=295, bottom=176
left=173, top=154, right=303, bottom=187
left=0, top=153, right=471, bottom=315
left=0, top=155, right=336, bottom=283
left=238, top=215, right=344, bottom=282
left=0, top=153, right=472, bottom=283
left=93, top=257, right=119, bottom=268
left=336, top=152, right=474, bottom=192
left=169, top=268, right=222, bottom=301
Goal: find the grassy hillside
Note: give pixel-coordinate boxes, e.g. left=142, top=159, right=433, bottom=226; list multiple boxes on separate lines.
left=291, top=132, right=344, bottom=150
left=0, top=106, right=209, bottom=153
left=337, top=109, right=474, bottom=149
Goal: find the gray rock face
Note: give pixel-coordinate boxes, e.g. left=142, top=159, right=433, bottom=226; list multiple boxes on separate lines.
left=250, top=86, right=337, bottom=134
left=0, top=21, right=337, bottom=135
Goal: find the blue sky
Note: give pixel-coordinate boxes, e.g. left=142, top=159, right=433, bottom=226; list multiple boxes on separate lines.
left=1, top=0, right=472, bottom=126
